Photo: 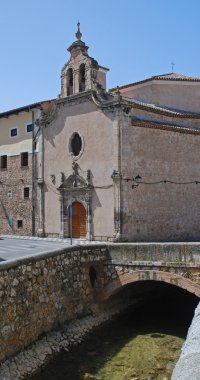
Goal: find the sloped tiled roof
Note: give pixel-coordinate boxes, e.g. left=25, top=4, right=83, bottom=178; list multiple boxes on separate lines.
left=110, top=72, right=200, bottom=92
left=152, top=73, right=200, bottom=81
left=0, top=99, right=54, bottom=119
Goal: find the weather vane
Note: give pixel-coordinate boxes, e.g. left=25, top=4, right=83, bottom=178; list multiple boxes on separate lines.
left=171, top=61, right=175, bottom=73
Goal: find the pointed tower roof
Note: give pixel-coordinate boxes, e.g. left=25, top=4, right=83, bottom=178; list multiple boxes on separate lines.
left=67, top=22, right=89, bottom=54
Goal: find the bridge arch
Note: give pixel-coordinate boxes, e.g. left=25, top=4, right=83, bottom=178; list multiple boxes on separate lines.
left=102, top=270, right=200, bottom=300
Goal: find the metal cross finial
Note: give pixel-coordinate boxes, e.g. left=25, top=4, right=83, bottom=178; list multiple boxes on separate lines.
left=171, top=61, right=175, bottom=73
left=76, top=21, right=82, bottom=41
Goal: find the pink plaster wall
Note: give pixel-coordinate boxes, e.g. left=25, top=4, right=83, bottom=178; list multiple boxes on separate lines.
left=119, top=81, right=200, bottom=113
left=43, top=99, right=115, bottom=239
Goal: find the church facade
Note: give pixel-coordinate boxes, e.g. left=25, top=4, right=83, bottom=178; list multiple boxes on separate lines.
left=1, top=24, right=200, bottom=241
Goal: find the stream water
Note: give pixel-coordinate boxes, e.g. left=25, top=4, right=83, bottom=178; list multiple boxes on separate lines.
left=30, top=286, right=198, bottom=380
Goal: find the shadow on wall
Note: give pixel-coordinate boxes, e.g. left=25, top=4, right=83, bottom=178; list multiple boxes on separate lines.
left=0, top=200, right=14, bottom=232
left=44, top=100, right=116, bottom=147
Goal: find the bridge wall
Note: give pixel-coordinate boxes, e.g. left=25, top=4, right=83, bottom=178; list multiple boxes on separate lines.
left=0, top=242, right=200, bottom=366
left=103, top=243, right=200, bottom=299
left=0, top=245, right=109, bottom=363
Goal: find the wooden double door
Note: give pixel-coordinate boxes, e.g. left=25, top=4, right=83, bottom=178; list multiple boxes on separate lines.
left=68, top=201, right=86, bottom=238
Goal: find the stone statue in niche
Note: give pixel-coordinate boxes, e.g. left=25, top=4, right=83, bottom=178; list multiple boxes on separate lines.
left=72, top=162, right=80, bottom=176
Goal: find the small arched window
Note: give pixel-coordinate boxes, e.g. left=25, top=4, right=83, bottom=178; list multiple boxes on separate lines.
left=67, top=68, right=73, bottom=96
left=79, top=63, right=85, bottom=92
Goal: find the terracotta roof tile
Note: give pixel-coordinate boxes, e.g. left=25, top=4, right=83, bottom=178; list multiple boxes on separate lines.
left=110, top=72, right=200, bottom=92
left=152, top=73, right=200, bottom=81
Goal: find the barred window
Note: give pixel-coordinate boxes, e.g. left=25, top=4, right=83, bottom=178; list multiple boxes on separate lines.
left=21, top=152, right=28, bottom=167
left=24, top=187, right=29, bottom=198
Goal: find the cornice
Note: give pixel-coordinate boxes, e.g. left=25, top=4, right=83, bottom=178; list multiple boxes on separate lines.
left=132, top=118, right=200, bottom=135
left=129, top=99, right=200, bottom=119
left=56, top=90, right=94, bottom=107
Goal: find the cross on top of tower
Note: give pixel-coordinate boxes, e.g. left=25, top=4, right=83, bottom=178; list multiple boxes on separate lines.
left=171, top=61, right=175, bottom=73
left=76, top=21, right=82, bottom=41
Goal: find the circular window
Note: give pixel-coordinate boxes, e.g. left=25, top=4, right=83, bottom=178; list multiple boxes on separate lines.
left=69, top=132, right=84, bottom=160
left=71, top=133, right=82, bottom=156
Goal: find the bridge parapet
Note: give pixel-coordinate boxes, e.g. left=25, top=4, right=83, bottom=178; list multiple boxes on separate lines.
left=101, top=243, right=200, bottom=300
left=0, top=242, right=200, bottom=366
left=107, top=242, right=200, bottom=264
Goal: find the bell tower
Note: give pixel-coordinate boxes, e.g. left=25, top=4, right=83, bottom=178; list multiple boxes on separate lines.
left=60, top=23, right=109, bottom=98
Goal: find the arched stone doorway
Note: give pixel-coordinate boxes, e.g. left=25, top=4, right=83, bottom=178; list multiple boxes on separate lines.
left=58, top=163, right=92, bottom=240
left=68, top=201, right=86, bottom=238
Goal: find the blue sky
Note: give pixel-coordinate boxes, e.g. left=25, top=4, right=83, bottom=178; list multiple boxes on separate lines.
left=0, top=0, right=200, bottom=112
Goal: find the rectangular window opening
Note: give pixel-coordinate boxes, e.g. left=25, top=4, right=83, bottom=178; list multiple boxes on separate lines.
left=24, top=187, right=29, bottom=198
left=21, top=152, right=28, bottom=167
left=27, top=123, right=33, bottom=133
left=10, top=128, right=18, bottom=137
left=17, top=220, right=23, bottom=228
left=1, top=155, right=7, bottom=169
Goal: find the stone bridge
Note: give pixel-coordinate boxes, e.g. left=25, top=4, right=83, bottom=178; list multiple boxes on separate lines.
left=0, top=242, right=200, bottom=368
left=101, top=243, right=200, bottom=300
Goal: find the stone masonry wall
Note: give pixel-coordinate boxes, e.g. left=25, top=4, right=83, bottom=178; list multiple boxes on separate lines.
left=1, top=242, right=200, bottom=376
left=121, top=125, right=200, bottom=242
left=0, top=154, right=38, bottom=235
left=0, top=245, right=108, bottom=363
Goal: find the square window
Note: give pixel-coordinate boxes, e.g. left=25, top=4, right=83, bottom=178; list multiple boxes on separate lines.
left=10, top=128, right=18, bottom=137
left=17, top=220, right=23, bottom=228
left=27, top=123, right=33, bottom=133
left=24, top=187, right=29, bottom=198
left=1, top=155, right=7, bottom=169
left=21, top=152, right=28, bottom=167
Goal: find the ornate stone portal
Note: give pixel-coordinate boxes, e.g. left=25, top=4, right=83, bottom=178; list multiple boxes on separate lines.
left=58, top=163, right=93, bottom=240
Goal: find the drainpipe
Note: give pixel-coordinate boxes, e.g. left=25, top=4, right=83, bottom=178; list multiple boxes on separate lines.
left=32, top=110, right=35, bottom=236
left=40, top=123, right=45, bottom=235
left=37, top=121, right=45, bottom=237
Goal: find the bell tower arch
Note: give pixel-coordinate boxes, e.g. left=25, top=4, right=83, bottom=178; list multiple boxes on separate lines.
left=60, top=23, right=109, bottom=98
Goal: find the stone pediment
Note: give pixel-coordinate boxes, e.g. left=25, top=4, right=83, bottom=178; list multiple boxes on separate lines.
left=59, top=173, right=88, bottom=190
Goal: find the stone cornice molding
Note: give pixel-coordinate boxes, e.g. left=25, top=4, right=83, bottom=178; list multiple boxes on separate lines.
left=129, top=99, right=200, bottom=119
left=90, top=91, right=200, bottom=119
left=132, top=117, right=200, bottom=135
